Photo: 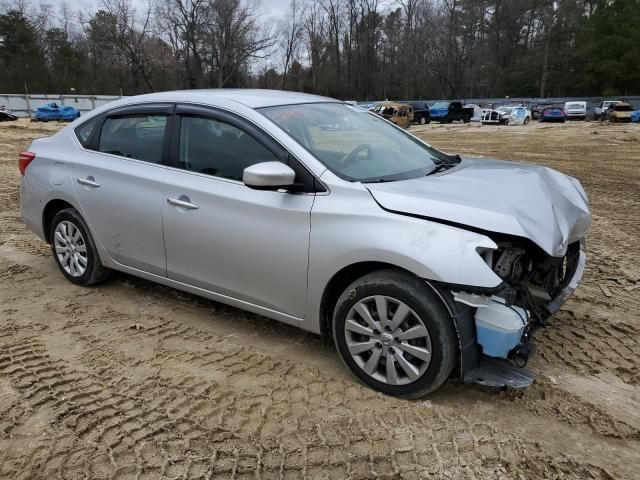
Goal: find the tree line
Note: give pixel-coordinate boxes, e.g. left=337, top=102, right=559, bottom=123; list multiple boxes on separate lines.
left=0, top=0, right=638, bottom=100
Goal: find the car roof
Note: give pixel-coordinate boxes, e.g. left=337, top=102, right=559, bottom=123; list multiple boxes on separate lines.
left=111, top=89, right=338, bottom=109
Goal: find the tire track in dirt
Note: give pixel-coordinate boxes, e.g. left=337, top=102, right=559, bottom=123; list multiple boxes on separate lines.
left=0, top=257, right=626, bottom=479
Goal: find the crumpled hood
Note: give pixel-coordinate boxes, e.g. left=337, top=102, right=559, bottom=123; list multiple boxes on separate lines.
left=366, top=158, right=591, bottom=257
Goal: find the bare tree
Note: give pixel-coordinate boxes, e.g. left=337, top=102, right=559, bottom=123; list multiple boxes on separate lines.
left=203, top=0, right=275, bottom=87
left=278, top=0, right=305, bottom=89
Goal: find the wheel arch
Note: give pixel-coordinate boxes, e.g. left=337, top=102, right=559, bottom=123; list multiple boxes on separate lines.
left=42, top=199, right=76, bottom=243
left=318, top=261, right=479, bottom=379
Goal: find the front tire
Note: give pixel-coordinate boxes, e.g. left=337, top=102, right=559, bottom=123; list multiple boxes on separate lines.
left=50, top=208, right=111, bottom=286
left=332, top=270, right=457, bottom=398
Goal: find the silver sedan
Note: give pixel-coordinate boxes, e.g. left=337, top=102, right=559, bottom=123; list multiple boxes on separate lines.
left=20, top=90, right=590, bottom=397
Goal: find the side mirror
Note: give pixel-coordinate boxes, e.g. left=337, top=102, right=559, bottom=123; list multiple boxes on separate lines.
left=243, top=161, right=296, bottom=190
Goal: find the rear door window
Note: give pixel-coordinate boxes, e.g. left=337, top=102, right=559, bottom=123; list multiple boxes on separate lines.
left=98, top=114, right=168, bottom=164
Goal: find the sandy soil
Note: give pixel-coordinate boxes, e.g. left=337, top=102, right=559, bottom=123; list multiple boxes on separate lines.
left=0, top=118, right=639, bottom=479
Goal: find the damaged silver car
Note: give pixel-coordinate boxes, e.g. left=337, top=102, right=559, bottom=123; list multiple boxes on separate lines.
left=20, top=90, right=590, bottom=397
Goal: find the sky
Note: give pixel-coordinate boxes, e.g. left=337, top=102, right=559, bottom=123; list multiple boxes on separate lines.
left=36, top=0, right=293, bottom=21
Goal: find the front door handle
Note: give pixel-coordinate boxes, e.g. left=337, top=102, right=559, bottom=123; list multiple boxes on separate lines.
left=77, top=176, right=100, bottom=188
left=167, top=196, right=199, bottom=210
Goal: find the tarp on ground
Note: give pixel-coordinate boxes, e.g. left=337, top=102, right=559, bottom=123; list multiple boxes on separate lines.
left=34, top=103, right=80, bottom=121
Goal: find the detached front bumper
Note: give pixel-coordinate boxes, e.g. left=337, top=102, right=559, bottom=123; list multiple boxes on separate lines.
left=546, top=237, right=587, bottom=314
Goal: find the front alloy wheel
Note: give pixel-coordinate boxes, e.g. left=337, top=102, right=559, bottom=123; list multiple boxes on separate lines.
left=344, top=296, right=432, bottom=385
left=333, top=269, right=457, bottom=398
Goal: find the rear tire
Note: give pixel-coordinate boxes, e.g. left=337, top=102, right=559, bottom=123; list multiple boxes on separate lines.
left=420, top=117, right=426, bottom=125
left=332, top=269, right=457, bottom=398
left=50, top=208, right=111, bottom=286
left=524, top=117, right=530, bottom=125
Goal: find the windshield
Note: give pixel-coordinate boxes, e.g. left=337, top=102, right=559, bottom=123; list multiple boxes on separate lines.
left=261, top=103, right=449, bottom=182
left=496, top=107, right=513, bottom=114
left=431, top=102, right=449, bottom=109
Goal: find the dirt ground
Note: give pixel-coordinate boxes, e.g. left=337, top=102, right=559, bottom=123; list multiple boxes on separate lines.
left=0, top=118, right=639, bottom=479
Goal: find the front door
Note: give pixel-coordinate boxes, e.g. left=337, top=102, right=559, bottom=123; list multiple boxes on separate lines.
left=72, top=105, right=172, bottom=276
left=161, top=106, right=314, bottom=318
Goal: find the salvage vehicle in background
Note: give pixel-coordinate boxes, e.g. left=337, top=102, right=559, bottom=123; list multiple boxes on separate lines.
left=496, top=106, right=531, bottom=125
left=0, top=106, right=18, bottom=121
left=594, top=100, right=620, bottom=120
left=539, top=106, right=566, bottom=123
left=20, top=90, right=590, bottom=397
left=34, top=103, right=81, bottom=122
left=481, top=108, right=509, bottom=125
left=429, top=101, right=473, bottom=123
left=405, top=101, right=430, bottom=124
left=631, top=109, right=640, bottom=123
left=605, top=102, right=633, bottom=122
left=531, top=104, right=554, bottom=120
left=371, top=101, right=414, bottom=128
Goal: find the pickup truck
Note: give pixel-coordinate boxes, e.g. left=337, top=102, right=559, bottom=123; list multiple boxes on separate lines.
left=429, top=101, right=474, bottom=123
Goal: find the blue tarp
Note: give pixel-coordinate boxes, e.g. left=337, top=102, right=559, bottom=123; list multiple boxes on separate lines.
left=631, top=110, right=640, bottom=123
left=34, top=103, right=80, bottom=121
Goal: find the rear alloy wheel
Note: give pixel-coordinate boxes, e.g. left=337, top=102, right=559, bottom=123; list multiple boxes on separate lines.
left=333, top=269, right=457, bottom=398
left=50, top=208, right=111, bottom=286
left=420, top=117, right=426, bottom=125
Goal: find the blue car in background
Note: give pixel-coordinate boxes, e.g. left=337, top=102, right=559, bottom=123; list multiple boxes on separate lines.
left=539, top=107, right=566, bottom=123
left=35, top=103, right=80, bottom=122
left=631, top=110, right=640, bottom=123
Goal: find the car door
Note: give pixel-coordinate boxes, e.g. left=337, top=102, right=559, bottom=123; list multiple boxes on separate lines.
left=72, top=103, right=172, bottom=276
left=161, top=104, right=316, bottom=318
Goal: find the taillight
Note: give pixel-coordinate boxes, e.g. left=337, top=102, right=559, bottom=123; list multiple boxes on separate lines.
left=19, top=151, right=35, bottom=175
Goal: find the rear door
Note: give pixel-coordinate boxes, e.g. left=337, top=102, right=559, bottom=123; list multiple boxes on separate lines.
left=72, top=104, right=172, bottom=276
left=161, top=104, right=315, bottom=318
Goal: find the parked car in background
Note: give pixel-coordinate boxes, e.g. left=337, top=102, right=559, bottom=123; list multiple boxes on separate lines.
left=481, top=109, right=510, bottom=125
left=465, top=104, right=484, bottom=122
left=371, top=102, right=414, bottom=128
left=405, top=101, right=430, bottom=124
left=631, top=109, right=640, bottom=123
left=35, top=103, right=81, bottom=122
left=0, top=106, right=18, bottom=121
left=564, top=101, right=587, bottom=120
left=540, top=107, right=566, bottom=123
left=605, top=102, right=633, bottom=122
left=496, top=106, right=531, bottom=125
left=429, top=101, right=473, bottom=123
left=531, top=104, right=553, bottom=120
left=19, top=89, right=591, bottom=397
left=594, top=100, right=620, bottom=120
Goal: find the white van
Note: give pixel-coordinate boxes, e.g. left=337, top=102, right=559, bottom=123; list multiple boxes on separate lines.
left=564, top=101, right=587, bottom=120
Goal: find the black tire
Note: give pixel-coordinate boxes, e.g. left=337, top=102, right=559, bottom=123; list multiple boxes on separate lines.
left=524, top=117, right=530, bottom=125
left=49, top=208, right=111, bottom=286
left=332, top=269, right=457, bottom=398
left=463, top=116, right=470, bottom=124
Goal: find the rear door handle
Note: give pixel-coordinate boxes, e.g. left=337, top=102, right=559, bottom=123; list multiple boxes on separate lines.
left=77, top=176, right=100, bottom=188
left=167, top=196, right=199, bottom=210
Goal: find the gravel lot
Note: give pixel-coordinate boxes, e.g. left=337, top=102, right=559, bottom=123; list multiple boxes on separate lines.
left=0, top=118, right=639, bottom=479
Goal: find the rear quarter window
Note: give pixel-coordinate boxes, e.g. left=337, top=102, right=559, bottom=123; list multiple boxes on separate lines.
left=74, top=116, right=102, bottom=148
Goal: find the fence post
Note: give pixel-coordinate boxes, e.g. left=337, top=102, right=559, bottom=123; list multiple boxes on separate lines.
left=24, top=83, right=32, bottom=119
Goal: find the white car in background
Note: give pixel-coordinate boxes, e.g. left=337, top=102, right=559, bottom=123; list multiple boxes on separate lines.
left=496, top=106, right=531, bottom=125
left=594, top=100, right=620, bottom=120
left=564, top=101, right=587, bottom=120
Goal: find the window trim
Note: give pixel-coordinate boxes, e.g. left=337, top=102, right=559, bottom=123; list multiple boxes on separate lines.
left=171, top=104, right=324, bottom=193
left=90, top=103, right=175, bottom=166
